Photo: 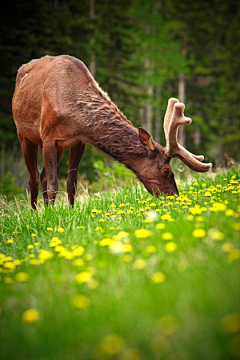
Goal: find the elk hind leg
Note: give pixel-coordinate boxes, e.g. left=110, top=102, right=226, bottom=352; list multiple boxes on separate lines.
left=42, top=140, right=60, bottom=205
left=20, top=136, right=39, bottom=209
left=67, top=142, right=86, bottom=207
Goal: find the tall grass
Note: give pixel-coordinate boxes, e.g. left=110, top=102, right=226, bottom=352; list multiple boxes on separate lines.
left=0, top=168, right=239, bottom=360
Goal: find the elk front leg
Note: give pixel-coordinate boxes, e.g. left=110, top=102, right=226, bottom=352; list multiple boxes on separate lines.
left=42, top=140, right=59, bottom=205
left=67, top=141, right=86, bottom=207
left=40, top=149, right=64, bottom=206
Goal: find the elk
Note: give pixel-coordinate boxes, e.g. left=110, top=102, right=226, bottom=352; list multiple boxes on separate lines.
left=12, top=55, right=212, bottom=209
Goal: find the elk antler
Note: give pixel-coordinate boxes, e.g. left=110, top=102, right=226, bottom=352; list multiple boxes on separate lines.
left=164, top=98, right=212, bottom=172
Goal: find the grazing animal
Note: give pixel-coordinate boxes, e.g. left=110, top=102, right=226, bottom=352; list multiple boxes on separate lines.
left=12, top=55, right=212, bottom=209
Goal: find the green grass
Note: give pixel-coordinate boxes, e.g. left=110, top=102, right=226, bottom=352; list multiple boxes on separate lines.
left=0, top=168, right=240, bottom=360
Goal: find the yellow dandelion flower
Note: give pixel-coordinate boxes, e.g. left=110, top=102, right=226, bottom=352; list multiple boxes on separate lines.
left=29, top=259, right=41, bottom=265
left=151, top=272, right=166, bottom=283
left=72, top=295, right=90, bottom=309
left=22, top=309, right=40, bottom=323
left=133, top=259, right=147, bottom=269
left=3, top=262, right=15, bottom=271
left=161, top=214, right=172, bottom=221
left=222, top=313, right=240, bottom=333
left=228, top=249, right=240, bottom=262
left=38, top=250, right=53, bottom=261
left=233, top=223, right=240, bottom=231
left=99, top=238, right=112, bottom=247
left=4, top=277, right=14, bottom=284
left=76, top=271, right=92, bottom=283
left=222, top=243, right=234, bottom=252
left=34, top=242, right=40, bottom=246
left=47, top=227, right=53, bottom=231
left=225, top=209, right=235, bottom=217
left=210, top=202, right=227, bottom=212
left=192, top=229, right=206, bottom=238
left=100, top=334, right=125, bottom=356
left=187, top=215, right=194, bottom=221
left=27, top=245, right=34, bottom=249
left=91, top=209, right=98, bottom=213
left=144, top=218, right=153, bottom=223
left=87, top=279, right=99, bottom=290
left=6, top=239, right=14, bottom=244
left=134, top=229, right=152, bottom=238
left=114, top=231, right=129, bottom=241
left=204, top=191, right=212, bottom=197
left=99, top=219, right=105, bottom=222
left=156, top=223, right=165, bottom=229
left=72, top=259, right=85, bottom=267
left=162, top=232, right=173, bottom=241
left=72, top=246, right=85, bottom=257
left=15, top=272, right=29, bottom=282
left=84, top=254, right=93, bottom=261
left=164, top=242, right=177, bottom=252
left=209, top=230, right=225, bottom=241
left=122, top=255, right=133, bottom=263
left=57, top=227, right=65, bottom=233
left=31, top=233, right=36, bottom=237
left=145, top=245, right=157, bottom=253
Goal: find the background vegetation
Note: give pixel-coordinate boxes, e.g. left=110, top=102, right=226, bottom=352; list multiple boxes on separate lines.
left=0, top=0, right=239, bottom=197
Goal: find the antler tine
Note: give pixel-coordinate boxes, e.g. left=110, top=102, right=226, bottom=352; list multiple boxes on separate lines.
left=163, top=98, right=179, bottom=139
left=165, top=101, right=212, bottom=172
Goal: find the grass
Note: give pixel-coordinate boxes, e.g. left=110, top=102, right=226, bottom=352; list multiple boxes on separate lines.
left=0, top=168, right=240, bottom=360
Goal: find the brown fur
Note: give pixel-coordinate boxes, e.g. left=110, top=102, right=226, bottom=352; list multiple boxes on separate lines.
left=12, top=55, right=178, bottom=208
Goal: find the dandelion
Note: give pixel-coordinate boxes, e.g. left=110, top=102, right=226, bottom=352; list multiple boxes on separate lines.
left=99, top=238, right=112, bottom=247
left=22, top=309, right=40, bottom=323
left=99, top=219, right=105, bottom=223
left=72, top=246, right=85, bottom=257
left=192, top=229, right=206, bottom=238
left=221, top=243, right=233, bottom=252
left=76, top=271, right=92, bottom=283
left=210, top=202, right=227, bottom=212
left=134, top=229, right=152, bottom=238
left=72, top=295, right=90, bottom=309
left=156, top=223, right=165, bottom=229
left=31, top=233, right=36, bottom=237
left=87, top=279, right=99, bottom=290
left=164, top=242, right=177, bottom=252
left=133, top=259, right=147, bottom=269
left=47, top=227, right=53, bottom=231
left=3, top=277, right=14, bottom=284
left=187, top=215, right=194, bottom=221
left=144, top=218, right=153, bottom=223
left=122, top=255, right=133, bottom=263
left=84, top=254, right=93, bottom=261
left=162, top=232, right=173, bottom=241
left=151, top=272, right=166, bottom=283
left=6, top=239, right=14, bottom=244
left=34, top=242, right=40, bottom=246
left=100, top=334, right=125, bottom=356
left=72, top=259, right=85, bottom=267
left=15, top=272, right=29, bottom=282
left=225, top=209, right=235, bottom=217
left=233, top=223, right=240, bottom=231
left=145, top=245, right=157, bottom=253
left=161, top=214, right=172, bottom=221
left=27, top=245, right=34, bottom=249
left=204, top=191, right=212, bottom=197
left=209, top=229, right=225, bottom=241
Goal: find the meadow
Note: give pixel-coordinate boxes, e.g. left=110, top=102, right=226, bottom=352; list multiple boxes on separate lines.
left=0, top=168, right=239, bottom=360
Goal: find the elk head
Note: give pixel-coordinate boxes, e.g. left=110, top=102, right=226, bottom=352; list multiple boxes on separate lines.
left=137, top=98, right=212, bottom=197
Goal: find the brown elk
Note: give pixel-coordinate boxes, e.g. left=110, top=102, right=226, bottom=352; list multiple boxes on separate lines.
left=12, top=55, right=212, bottom=209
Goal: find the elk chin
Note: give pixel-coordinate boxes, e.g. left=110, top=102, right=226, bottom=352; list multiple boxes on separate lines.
left=143, top=180, right=179, bottom=197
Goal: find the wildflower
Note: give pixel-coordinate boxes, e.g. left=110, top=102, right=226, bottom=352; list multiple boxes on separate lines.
left=99, top=219, right=105, bottom=222
left=99, top=238, right=112, bottom=247
left=15, top=272, right=29, bottom=282
left=57, top=228, right=64, bottom=233
left=31, top=233, right=36, bottom=237
left=151, top=272, right=166, bottom=283
left=22, top=309, right=40, bottom=323
left=72, top=259, right=85, bottom=267
left=3, top=262, right=15, bottom=271
left=72, top=295, right=90, bottom=309
left=29, top=259, right=41, bottom=265
left=49, top=237, right=62, bottom=247
left=144, top=218, right=153, bottom=223
left=187, top=215, right=194, bottom=221
left=221, top=243, right=233, bottom=252
left=209, top=230, right=225, bottom=241
left=38, top=250, right=53, bottom=262
left=100, top=334, right=125, bottom=356
left=27, top=245, right=34, bottom=249
left=34, top=242, right=40, bottom=246
left=113, top=231, right=129, bottom=241
left=122, top=255, right=133, bottom=263
left=164, top=242, right=177, bottom=252
left=91, top=209, right=98, bottom=213
left=161, top=214, right=172, bottom=221
left=192, top=229, right=206, bottom=238
left=72, top=246, right=85, bottom=257
left=222, top=313, right=240, bottom=333
left=6, top=239, right=14, bottom=244
left=228, top=249, right=240, bottom=262
left=76, top=271, right=92, bottom=283
left=88, top=279, right=99, bottom=289
left=156, top=223, right=165, bottom=229
left=145, top=245, right=157, bottom=253
left=225, top=209, right=235, bottom=217
left=210, top=202, right=227, bottom=212
left=4, top=277, right=14, bottom=284
left=47, top=227, right=53, bottom=231
left=133, top=259, right=147, bottom=269
left=233, top=223, right=240, bottom=231
left=84, top=254, right=93, bottom=261
left=162, top=232, right=173, bottom=241
left=134, top=229, right=152, bottom=238
left=204, top=191, right=212, bottom=197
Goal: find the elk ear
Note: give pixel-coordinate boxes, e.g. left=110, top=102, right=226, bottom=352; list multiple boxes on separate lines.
left=138, top=128, right=156, bottom=152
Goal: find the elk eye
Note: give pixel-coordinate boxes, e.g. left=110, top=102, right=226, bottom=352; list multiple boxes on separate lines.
left=163, top=168, right=169, bottom=176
